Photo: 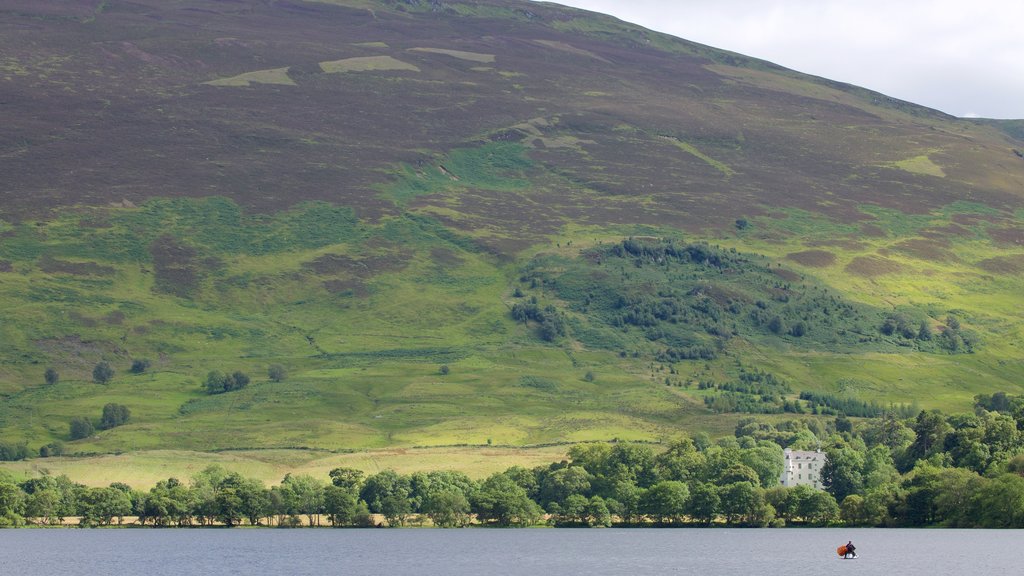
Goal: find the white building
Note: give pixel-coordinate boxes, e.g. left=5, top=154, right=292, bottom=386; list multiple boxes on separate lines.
left=780, top=448, right=825, bottom=489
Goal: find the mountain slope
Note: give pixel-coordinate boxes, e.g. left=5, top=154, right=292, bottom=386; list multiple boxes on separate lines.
left=1, top=0, right=1023, bottom=459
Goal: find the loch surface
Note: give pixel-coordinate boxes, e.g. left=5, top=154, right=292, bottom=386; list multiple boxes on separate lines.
left=2, top=527, right=1014, bottom=575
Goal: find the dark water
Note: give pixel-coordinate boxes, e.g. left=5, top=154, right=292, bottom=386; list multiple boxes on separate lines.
left=0, top=528, right=1017, bottom=575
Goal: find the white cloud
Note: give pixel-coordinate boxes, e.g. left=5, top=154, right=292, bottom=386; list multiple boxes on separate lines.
left=537, top=0, right=1024, bottom=119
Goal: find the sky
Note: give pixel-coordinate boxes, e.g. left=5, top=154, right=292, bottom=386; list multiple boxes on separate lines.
left=538, top=0, right=1024, bottom=119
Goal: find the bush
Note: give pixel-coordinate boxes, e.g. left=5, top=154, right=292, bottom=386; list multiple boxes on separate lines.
left=204, top=371, right=250, bottom=394
left=439, top=365, right=450, bottom=376
left=789, top=322, right=807, bottom=337
left=92, top=361, right=114, bottom=384
left=100, top=403, right=131, bottom=430
left=0, top=442, right=29, bottom=461
left=69, top=417, right=95, bottom=440
left=44, top=368, right=59, bottom=386
left=38, top=441, right=65, bottom=458
left=130, top=358, right=152, bottom=374
left=268, top=364, right=286, bottom=382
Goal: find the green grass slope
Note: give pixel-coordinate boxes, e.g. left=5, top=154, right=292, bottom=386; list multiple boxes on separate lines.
left=0, top=0, right=1023, bottom=469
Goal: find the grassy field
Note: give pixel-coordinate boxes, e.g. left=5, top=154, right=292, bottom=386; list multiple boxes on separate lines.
left=0, top=446, right=572, bottom=488
left=0, top=194, right=1021, bottom=459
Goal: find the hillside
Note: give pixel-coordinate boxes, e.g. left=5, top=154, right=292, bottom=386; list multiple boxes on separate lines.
left=1, top=0, right=1024, bottom=467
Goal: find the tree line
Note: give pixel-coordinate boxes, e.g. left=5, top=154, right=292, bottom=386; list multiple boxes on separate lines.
left=5, top=399, right=1024, bottom=528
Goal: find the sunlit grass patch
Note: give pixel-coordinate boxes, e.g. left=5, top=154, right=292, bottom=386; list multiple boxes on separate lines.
left=409, top=47, right=495, bottom=63
left=319, top=55, right=419, bottom=73
left=204, top=67, right=295, bottom=87
left=658, top=136, right=735, bottom=177
left=886, top=153, right=946, bottom=178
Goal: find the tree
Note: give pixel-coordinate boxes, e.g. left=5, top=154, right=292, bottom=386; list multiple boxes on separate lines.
left=655, top=437, right=706, bottom=484
left=821, top=446, right=865, bottom=502
left=717, top=463, right=762, bottom=487
left=609, top=480, right=644, bottom=524
left=499, top=466, right=539, bottom=499
left=719, top=481, right=759, bottom=525
left=141, top=478, right=193, bottom=527
left=411, top=470, right=477, bottom=515
left=25, top=488, right=61, bottom=525
left=841, top=494, right=870, bottom=526
left=907, top=410, right=951, bottom=464
left=537, top=466, right=592, bottom=507
left=213, top=484, right=244, bottom=527
left=472, top=473, right=542, bottom=527
left=44, top=368, right=59, bottom=386
left=323, top=485, right=361, bottom=527
left=558, top=493, right=590, bottom=524
left=745, top=440, right=782, bottom=485
left=799, top=490, right=839, bottom=525
left=279, top=474, right=325, bottom=527
left=423, top=490, right=471, bottom=527
left=328, top=468, right=365, bottom=492
left=130, top=358, right=151, bottom=374
left=99, top=403, right=130, bottom=429
left=778, top=484, right=816, bottom=523
left=235, top=477, right=270, bottom=526
left=360, top=470, right=411, bottom=515
left=268, top=364, right=286, bottom=382
left=190, top=466, right=230, bottom=525
left=639, top=481, right=689, bottom=523
left=380, top=493, right=412, bottom=526
left=685, top=482, right=720, bottom=525
left=69, top=417, right=94, bottom=440
left=92, top=361, right=114, bottom=384
left=606, top=443, right=659, bottom=488
left=969, top=473, right=1024, bottom=528
left=586, top=496, right=612, bottom=527
left=80, top=486, right=132, bottom=526
left=0, top=481, right=26, bottom=527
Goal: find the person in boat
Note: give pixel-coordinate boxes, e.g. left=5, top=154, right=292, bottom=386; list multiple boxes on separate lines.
left=844, top=541, right=856, bottom=558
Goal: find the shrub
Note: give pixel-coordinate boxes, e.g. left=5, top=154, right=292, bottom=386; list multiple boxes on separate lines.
left=38, top=441, right=65, bottom=458
left=92, top=361, right=114, bottom=384
left=268, top=364, right=286, bottom=382
left=204, top=370, right=250, bottom=394
left=69, top=417, right=95, bottom=440
left=100, top=403, right=131, bottom=430
left=0, top=442, right=29, bottom=461
left=130, top=358, right=152, bottom=374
